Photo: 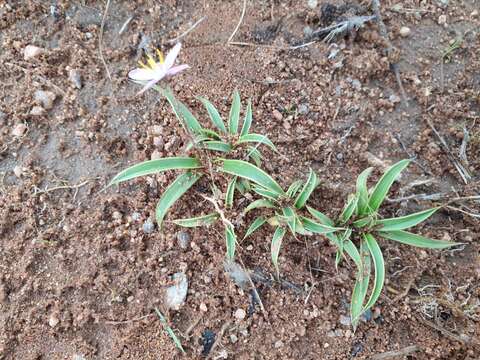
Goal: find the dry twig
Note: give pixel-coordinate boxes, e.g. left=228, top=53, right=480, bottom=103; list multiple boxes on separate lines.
left=371, top=345, right=420, bottom=360
left=99, top=0, right=112, bottom=81
left=168, top=16, right=207, bottom=43
left=227, top=0, right=247, bottom=44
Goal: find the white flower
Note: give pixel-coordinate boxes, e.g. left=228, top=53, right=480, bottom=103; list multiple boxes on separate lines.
left=128, top=42, right=189, bottom=95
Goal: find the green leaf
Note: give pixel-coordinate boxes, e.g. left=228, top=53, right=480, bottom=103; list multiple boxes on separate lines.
left=335, top=228, right=352, bottom=268
left=363, top=233, right=385, bottom=311
left=235, top=178, right=250, bottom=194
left=295, top=217, right=308, bottom=235
left=199, top=128, right=221, bottom=140
left=237, top=134, right=277, bottom=152
left=156, top=172, right=202, bottom=228
left=225, top=223, right=236, bottom=260
left=286, top=180, right=303, bottom=198
left=244, top=198, right=275, bottom=213
left=356, top=167, right=373, bottom=216
left=251, top=185, right=280, bottom=201
left=225, top=177, right=237, bottom=208
left=271, top=226, right=287, bottom=276
left=244, top=217, right=266, bottom=239
left=340, top=195, right=358, bottom=224
left=306, top=206, right=334, bottom=226
left=202, top=140, right=232, bottom=152
left=294, top=169, right=318, bottom=209
left=350, top=243, right=371, bottom=329
left=368, top=159, right=411, bottom=212
left=198, top=97, right=227, bottom=133
left=282, top=207, right=297, bottom=235
left=353, top=216, right=372, bottom=228
left=218, top=159, right=285, bottom=196
left=375, top=207, right=439, bottom=231
left=343, top=239, right=362, bottom=269
left=378, top=230, right=458, bottom=249
left=300, top=217, right=340, bottom=234
left=247, top=146, right=262, bottom=167
left=162, top=88, right=202, bottom=134
left=109, top=157, right=202, bottom=186
left=172, top=213, right=219, bottom=227
left=154, top=308, right=186, bottom=354
left=240, top=99, right=252, bottom=136
left=228, top=90, right=241, bottom=135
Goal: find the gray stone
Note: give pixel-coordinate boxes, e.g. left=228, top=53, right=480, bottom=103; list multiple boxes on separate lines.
left=142, top=218, right=155, bottom=233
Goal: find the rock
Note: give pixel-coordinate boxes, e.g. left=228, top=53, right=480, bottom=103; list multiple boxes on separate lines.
left=224, top=259, right=249, bottom=289
left=151, top=150, right=162, bottom=160
left=274, top=340, right=284, bottom=348
left=0, top=110, right=6, bottom=124
left=152, top=125, right=163, bottom=136
left=153, top=137, right=164, bottom=149
left=24, top=45, right=44, bottom=60
left=361, top=308, right=372, bottom=322
left=177, top=231, right=190, bottom=249
left=68, top=69, right=82, bottom=89
left=48, top=314, right=59, bottom=328
left=34, top=90, right=56, bottom=109
left=399, top=26, right=411, bottom=37
left=13, top=165, right=23, bottom=178
left=142, top=218, right=155, bottom=233
left=234, top=308, right=246, bottom=320
left=272, top=109, right=283, bottom=121
left=438, top=14, right=447, bottom=25
left=131, top=212, right=141, bottom=221
left=199, top=303, right=208, bottom=312
left=72, top=355, right=86, bottom=360
left=112, top=211, right=122, bottom=220
left=164, top=272, right=188, bottom=310
left=30, top=106, right=45, bottom=116
left=229, top=334, right=238, bottom=344
left=339, top=315, right=351, bottom=326
left=389, top=94, right=401, bottom=104
left=471, top=10, right=479, bottom=18
left=298, top=103, right=310, bottom=115
left=303, top=26, right=313, bottom=37
left=11, top=123, right=27, bottom=137
left=307, top=0, right=318, bottom=9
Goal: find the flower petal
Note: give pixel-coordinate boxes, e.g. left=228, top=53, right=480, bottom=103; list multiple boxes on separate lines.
left=136, top=78, right=161, bottom=96
left=128, top=68, right=155, bottom=81
left=166, top=64, right=189, bottom=77
left=164, top=43, right=182, bottom=69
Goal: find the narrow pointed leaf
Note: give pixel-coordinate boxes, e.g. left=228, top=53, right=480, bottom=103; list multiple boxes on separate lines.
left=199, top=97, right=227, bottom=133
left=306, top=206, right=335, bottom=226
left=162, top=88, right=202, bottom=133
left=228, top=90, right=241, bottom=134
left=154, top=308, right=186, bottom=354
left=300, top=217, right=341, bottom=234
left=247, top=146, right=262, bottom=167
left=353, top=216, right=372, bottom=228
left=244, top=198, right=275, bottom=213
left=363, top=233, right=385, bottom=311
left=294, top=169, right=318, bottom=209
left=199, top=128, right=221, bottom=140
left=343, top=239, right=362, bottom=269
left=218, top=159, right=285, bottom=196
left=156, top=172, right=202, bottom=227
left=237, top=134, right=277, bottom=152
left=335, top=228, right=352, bottom=267
left=351, top=242, right=371, bottom=329
left=369, top=159, right=411, bottom=212
left=340, top=195, right=358, bottom=224
left=286, top=180, right=303, bottom=198
left=109, top=157, right=202, bottom=186
left=271, top=226, right=287, bottom=276
left=202, top=141, right=232, bottom=152
left=356, top=167, right=373, bottom=215
left=225, top=177, right=237, bottom=208
left=225, top=223, right=236, bottom=260
left=235, top=178, right=250, bottom=194
left=251, top=185, right=279, bottom=201
left=378, top=230, right=458, bottom=249
left=172, top=213, right=219, bottom=227
left=375, top=207, right=439, bottom=231
left=244, top=217, right=266, bottom=239
left=295, top=217, right=308, bottom=235
left=240, top=99, right=252, bottom=136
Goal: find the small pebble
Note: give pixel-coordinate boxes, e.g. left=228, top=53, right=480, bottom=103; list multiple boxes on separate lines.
left=303, top=26, right=313, bottom=37
left=199, top=303, right=208, bottom=312
left=48, top=314, right=59, bottom=328
left=177, top=231, right=190, bottom=249
left=229, top=334, right=238, bottom=344
left=234, top=308, right=246, bottom=320
left=24, top=45, right=44, bottom=60
left=339, top=315, right=351, bottom=326
left=272, top=109, right=283, bottom=121
left=131, top=212, right=141, bottom=221
left=438, top=14, right=447, bottom=25
left=151, top=150, right=162, bottom=160
left=72, top=355, right=86, bottom=360
left=399, top=26, right=411, bottom=37
left=307, top=0, right=318, bottom=9
left=298, top=103, right=310, bottom=115
left=274, top=340, right=284, bottom=348
left=152, top=125, right=163, bottom=136
left=142, top=218, right=155, bottom=233
left=34, top=90, right=56, bottom=109
left=13, top=165, right=23, bottom=178
left=30, top=106, right=45, bottom=116
left=11, top=123, right=27, bottom=137
left=471, top=10, right=479, bottom=18
left=112, top=211, right=122, bottom=220
left=153, top=137, right=164, bottom=148
left=389, top=94, right=401, bottom=104
left=164, top=272, right=188, bottom=310
left=68, top=69, right=82, bottom=89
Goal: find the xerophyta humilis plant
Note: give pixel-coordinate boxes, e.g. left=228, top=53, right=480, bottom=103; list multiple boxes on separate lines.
left=306, top=159, right=458, bottom=329
left=108, top=89, right=277, bottom=261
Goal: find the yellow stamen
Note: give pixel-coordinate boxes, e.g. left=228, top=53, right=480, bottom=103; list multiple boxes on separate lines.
left=156, top=49, right=164, bottom=64
left=146, top=54, right=157, bottom=69
left=137, top=60, right=147, bottom=69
